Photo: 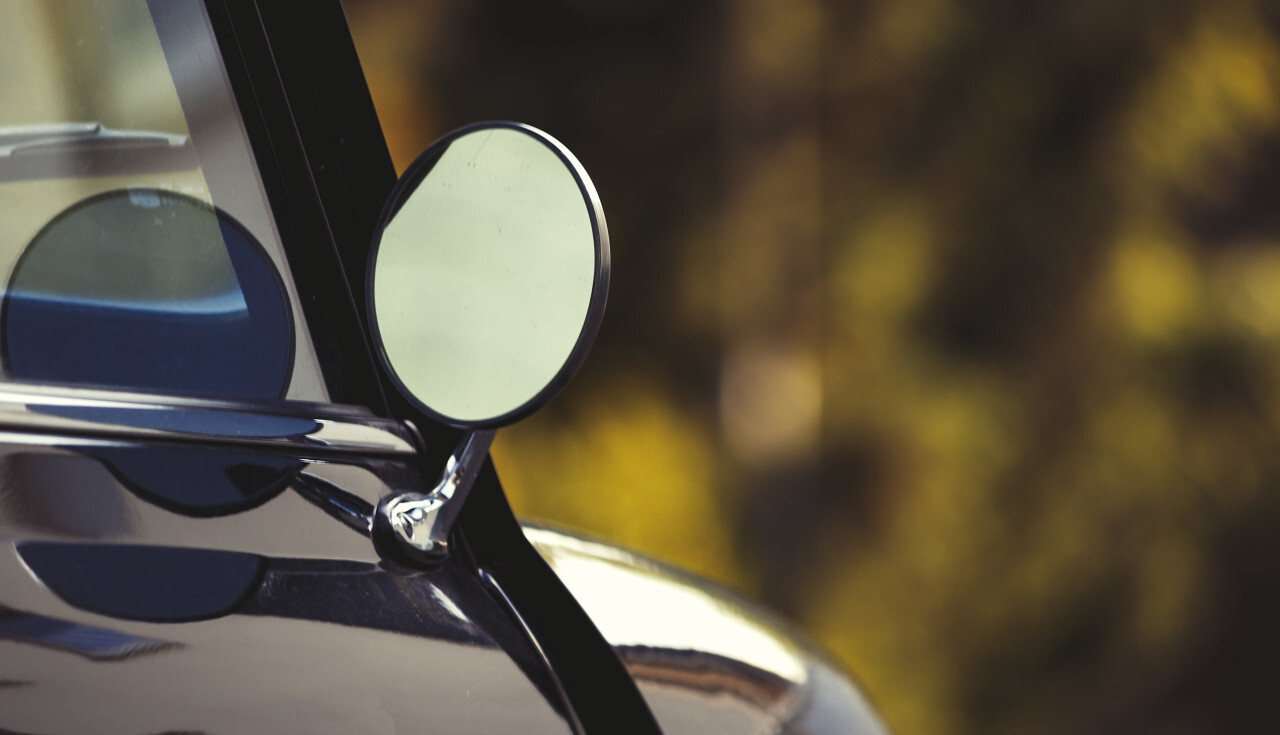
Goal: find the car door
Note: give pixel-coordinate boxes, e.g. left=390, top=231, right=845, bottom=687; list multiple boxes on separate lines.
left=0, top=2, right=653, bottom=733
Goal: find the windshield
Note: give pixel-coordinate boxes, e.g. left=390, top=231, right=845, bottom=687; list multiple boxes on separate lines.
left=0, top=0, right=328, bottom=402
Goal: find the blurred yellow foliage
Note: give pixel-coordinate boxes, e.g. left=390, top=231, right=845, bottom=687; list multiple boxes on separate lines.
left=1122, top=3, right=1280, bottom=194
left=1109, top=224, right=1203, bottom=342
left=493, top=377, right=748, bottom=588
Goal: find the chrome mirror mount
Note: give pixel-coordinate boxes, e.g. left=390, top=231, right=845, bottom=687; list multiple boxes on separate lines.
left=373, top=428, right=495, bottom=563
left=365, top=122, right=608, bottom=565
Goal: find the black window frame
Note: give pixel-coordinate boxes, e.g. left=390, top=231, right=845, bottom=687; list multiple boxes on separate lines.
left=201, top=4, right=663, bottom=732
left=202, top=0, right=394, bottom=417
left=204, top=0, right=472, bottom=471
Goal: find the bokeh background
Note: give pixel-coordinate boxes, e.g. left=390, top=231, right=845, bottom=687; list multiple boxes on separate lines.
left=342, top=1, right=1280, bottom=733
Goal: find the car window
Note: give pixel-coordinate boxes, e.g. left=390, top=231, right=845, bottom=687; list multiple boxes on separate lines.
left=0, top=0, right=329, bottom=402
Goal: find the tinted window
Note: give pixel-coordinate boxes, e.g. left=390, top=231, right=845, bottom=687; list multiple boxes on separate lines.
left=0, top=0, right=329, bottom=401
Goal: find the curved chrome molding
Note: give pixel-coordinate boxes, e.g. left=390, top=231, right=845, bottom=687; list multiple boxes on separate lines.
left=525, top=524, right=892, bottom=735
left=0, top=383, right=416, bottom=457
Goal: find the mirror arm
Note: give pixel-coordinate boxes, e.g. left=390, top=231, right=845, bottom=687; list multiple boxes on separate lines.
left=374, top=428, right=497, bottom=565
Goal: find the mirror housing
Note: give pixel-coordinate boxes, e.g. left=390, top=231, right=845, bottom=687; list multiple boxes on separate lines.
left=367, top=122, right=609, bottom=564
left=368, top=121, right=608, bottom=429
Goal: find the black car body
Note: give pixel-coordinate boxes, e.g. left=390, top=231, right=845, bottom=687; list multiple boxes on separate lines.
left=0, top=2, right=886, bottom=733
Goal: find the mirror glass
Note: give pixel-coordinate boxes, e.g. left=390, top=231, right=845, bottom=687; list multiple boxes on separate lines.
left=369, top=123, right=607, bottom=427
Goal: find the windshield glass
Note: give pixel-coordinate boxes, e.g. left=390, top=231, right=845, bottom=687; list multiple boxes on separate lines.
left=0, top=0, right=328, bottom=402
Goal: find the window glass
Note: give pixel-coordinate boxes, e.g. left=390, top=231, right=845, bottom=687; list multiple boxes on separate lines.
left=0, top=0, right=329, bottom=402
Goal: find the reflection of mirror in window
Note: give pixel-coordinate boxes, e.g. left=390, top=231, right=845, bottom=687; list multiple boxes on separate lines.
left=2, top=189, right=294, bottom=399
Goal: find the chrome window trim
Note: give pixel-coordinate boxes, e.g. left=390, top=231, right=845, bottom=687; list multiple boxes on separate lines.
left=0, top=382, right=415, bottom=457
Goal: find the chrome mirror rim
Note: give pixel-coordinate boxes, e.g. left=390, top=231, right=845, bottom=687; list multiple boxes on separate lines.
left=365, top=120, right=610, bottom=430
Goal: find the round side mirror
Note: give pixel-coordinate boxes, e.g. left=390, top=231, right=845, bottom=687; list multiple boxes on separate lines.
left=368, top=122, right=609, bottom=563
left=367, top=122, right=609, bottom=429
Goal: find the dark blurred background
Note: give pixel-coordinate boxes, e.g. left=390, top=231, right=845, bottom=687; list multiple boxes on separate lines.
left=342, top=1, right=1280, bottom=732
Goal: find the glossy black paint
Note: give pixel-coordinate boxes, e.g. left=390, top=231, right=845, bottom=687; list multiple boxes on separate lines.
left=0, top=387, right=888, bottom=733
left=0, top=413, right=576, bottom=734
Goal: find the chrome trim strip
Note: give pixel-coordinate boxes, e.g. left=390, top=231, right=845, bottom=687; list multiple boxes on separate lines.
left=0, top=383, right=416, bottom=457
